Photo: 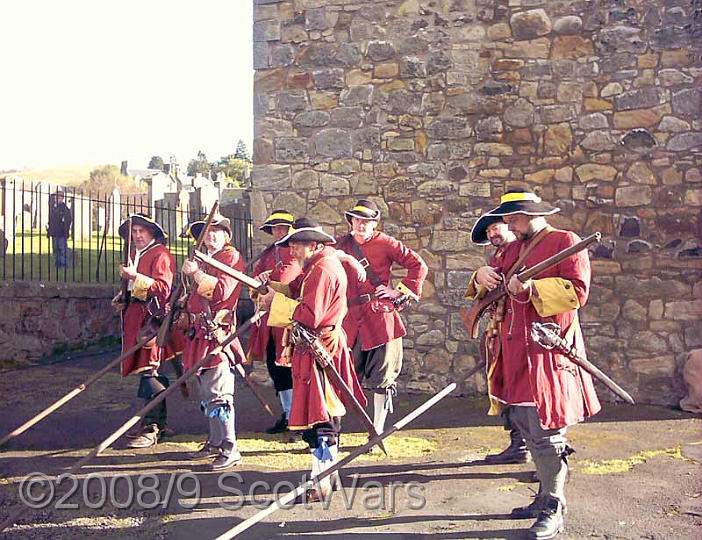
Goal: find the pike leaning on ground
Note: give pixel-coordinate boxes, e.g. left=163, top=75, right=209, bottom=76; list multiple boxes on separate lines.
left=465, top=190, right=601, bottom=540
left=246, top=210, right=301, bottom=434
left=179, top=215, right=248, bottom=471
left=336, top=199, right=428, bottom=440
left=112, top=214, right=182, bottom=449
left=257, top=217, right=369, bottom=502
left=464, top=213, right=531, bottom=465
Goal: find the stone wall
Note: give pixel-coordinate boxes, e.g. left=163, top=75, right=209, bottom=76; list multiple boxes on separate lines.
left=251, top=0, right=702, bottom=406
left=0, top=282, right=120, bottom=367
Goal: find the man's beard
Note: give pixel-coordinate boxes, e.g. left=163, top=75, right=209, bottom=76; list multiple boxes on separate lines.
left=489, top=236, right=504, bottom=247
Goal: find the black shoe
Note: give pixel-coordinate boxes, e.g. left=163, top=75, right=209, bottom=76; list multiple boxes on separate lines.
left=511, top=496, right=545, bottom=519
left=210, top=443, right=242, bottom=471
left=485, top=429, right=531, bottom=464
left=266, top=413, right=289, bottom=434
left=527, top=497, right=565, bottom=540
left=188, top=442, right=221, bottom=461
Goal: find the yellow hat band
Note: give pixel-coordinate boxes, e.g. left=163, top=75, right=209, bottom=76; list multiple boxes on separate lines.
left=351, top=205, right=378, bottom=215
left=501, top=192, right=541, bottom=204
left=266, top=212, right=294, bottom=223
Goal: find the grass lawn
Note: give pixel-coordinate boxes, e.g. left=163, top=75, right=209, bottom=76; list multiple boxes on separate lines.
left=1, top=230, right=192, bottom=283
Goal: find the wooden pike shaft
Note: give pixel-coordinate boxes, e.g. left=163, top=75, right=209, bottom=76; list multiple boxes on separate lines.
left=0, top=331, right=157, bottom=447
left=214, top=383, right=457, bottom=540
left=193, top=250, right=264, bottom=291
left=0, top=312, right=265, bottom=534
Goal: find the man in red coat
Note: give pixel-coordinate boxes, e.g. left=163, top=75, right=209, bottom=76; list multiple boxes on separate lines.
left=258, top=217, right=366, bottom=501
left=466, top=215, right=530, bottom=465
left=247, top=210, right=301, bottom=434
left=470, top=190, right=601, bottom=540
left=180, top=216, right=247, bottom=470
left=336, top=199, right=428, bottom=437
left=115, top=215, right=176, bottom=448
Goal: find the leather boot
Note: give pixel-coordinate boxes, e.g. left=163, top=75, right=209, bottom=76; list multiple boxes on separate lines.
left=527, top=497, right=565, bottom=540
left=126, top=424, right=161, bottom=448
left=266, top=413, right=289, bottom=434
left=485, top=429, right=531, bottom=464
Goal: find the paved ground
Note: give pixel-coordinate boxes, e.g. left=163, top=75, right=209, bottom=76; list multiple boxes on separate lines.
left=0, top=350, right=700, bottom=539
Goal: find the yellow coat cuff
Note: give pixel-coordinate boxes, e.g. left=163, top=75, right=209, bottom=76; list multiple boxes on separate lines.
left=463, top=271, right=487, bottom=300
left=132, top=273, right=154, bottom=301
left=196, top=274, right=218, bottom=300
left=397, top=281, right=420, bottom=302
left=267, top=292, right=299, bottom=327
left=531, top=277, right=580, bottom=317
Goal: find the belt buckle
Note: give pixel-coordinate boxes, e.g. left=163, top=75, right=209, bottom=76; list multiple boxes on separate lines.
left=358, top=257, right=370, bottom=269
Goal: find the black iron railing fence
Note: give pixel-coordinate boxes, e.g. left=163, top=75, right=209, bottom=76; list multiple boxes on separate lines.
left=0, top=180, right=253, bottom=284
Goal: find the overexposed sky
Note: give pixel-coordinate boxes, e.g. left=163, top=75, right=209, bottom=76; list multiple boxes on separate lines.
left=0, top=1, right=253, bottom=171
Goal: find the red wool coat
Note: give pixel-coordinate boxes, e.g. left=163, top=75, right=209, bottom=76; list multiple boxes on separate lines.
left=490, top=229, right=602, bottom=429
left=182, top=245, right=246, bottom=371
left=121, top=243, right=175, bottom=377
left=247, top=244, right=301, bottom=362
left=267, top=245, right=367, bottom=429
left=337, top=232, right=428, bottom=350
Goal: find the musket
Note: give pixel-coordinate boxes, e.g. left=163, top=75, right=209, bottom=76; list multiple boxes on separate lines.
left=116, top=216, right=132, bottom=310
left=244, top=242, right=275, bottom=272
left=190, top=250, right=275, bottom=416
left=193, top=249, right=269, bottom=295
left=214, top=383, right=457, bottom=540
left=461, top=232, right=601, bottom=339
left=530, top=322, right=635, bottom=405
left=291, top=322, right=388, bottom=456
left=0, top=330, right=158, bottom=447
left=0, top=311, right=266, bottom=533
left=156, top=202, right=220, bottom=348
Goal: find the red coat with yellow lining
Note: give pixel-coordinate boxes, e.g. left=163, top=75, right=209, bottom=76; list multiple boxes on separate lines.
left=336, top=232, right=428, bottom=350
left=267, top=246, right=366, bottom=429
left=121, top=243, right=175, bottom=377
left=479, top=229, right=601, bottom=429
left=181, top=245, right=246, bottom=371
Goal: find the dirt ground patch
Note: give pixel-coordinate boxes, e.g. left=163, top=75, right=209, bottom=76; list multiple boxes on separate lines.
left=0, top=351, right=700, bottom=539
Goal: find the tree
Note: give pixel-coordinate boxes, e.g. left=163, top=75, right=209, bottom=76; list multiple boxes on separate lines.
left=212, top=156, right=251, bottom=187
left=148, top=156, right=165, bottom=171
left=80, top=165, right=143, bottom=196
left=186, top=150, right=212, bottom=177
left=233, top=139, right=250, bottom=161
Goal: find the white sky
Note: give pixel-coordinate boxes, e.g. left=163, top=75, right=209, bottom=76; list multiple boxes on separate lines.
left=0, top=1, right=253, bottom=171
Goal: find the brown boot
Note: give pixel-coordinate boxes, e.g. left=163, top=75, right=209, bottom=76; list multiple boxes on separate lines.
left=126, top=424, right=160, bottom=448
left=485, top=429, right=531, bottom=464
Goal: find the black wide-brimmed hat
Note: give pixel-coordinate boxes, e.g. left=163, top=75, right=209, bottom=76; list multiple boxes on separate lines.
left=471, top=215, right=507, bottom=246
left=344, top=199, right=381, bottom=224
left=275, top=217, right=336, bottom=247
left=259, top=210, right=294, bottom=234
left=118, top=214, right=167, bottom=242
left=471, top=191, right=560, bottom=245
left=187, top=215, right=232, bottom=240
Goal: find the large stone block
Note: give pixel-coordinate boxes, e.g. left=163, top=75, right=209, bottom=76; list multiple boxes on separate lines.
left=275, top=138, right=309, bottom=163
left=253, top=19, right=281, bottom=42
left=672, top=88, right=701, bottom=118
left=297, top=43, right=362, bottom=68
left=666, top=132, right=702, bottom=152
left=595, top=26, right=647, bottom=54
left=312, top=68, right=345, bottom=90
left=426, top=117, right=472, bottom=140
left=510, top=9, right=552, bottom=40
left=614, top=88, right=661, bottom=111
left=615, top=186, right=652, bottom=207
left=311, top=129, right=353, bottom=158
left=503, top=98, right=535, bottom=127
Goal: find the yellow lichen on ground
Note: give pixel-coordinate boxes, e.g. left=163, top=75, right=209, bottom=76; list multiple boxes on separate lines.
left=497, top=481, right=530, bottom=492
left=577, top=446, right=686, bottom=475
